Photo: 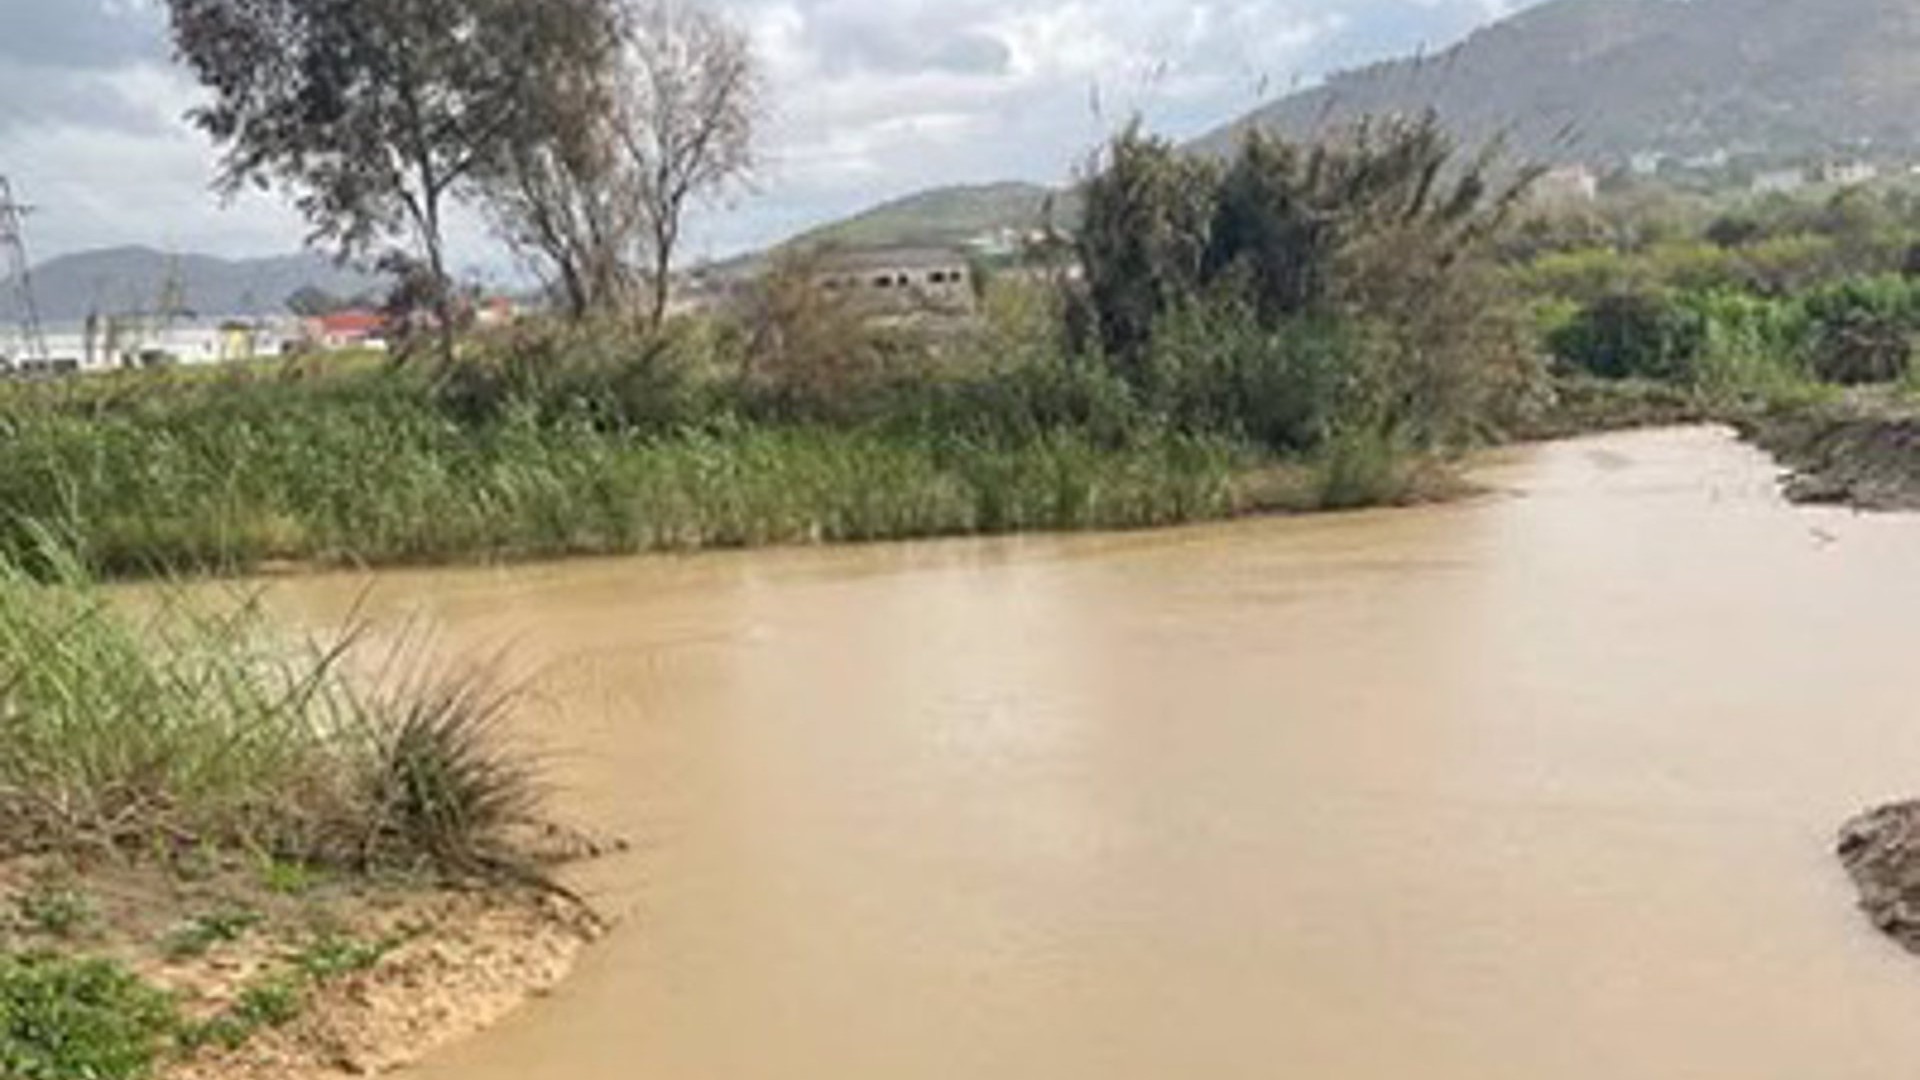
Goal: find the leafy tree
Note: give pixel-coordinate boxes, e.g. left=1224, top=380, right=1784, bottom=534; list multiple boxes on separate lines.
left=1072, top=124, right=1217, bottom=375
left=165, top=0, right=605, bottom=363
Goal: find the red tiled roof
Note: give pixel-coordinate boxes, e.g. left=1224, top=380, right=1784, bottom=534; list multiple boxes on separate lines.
left=317, top=310, right=384, bottom=336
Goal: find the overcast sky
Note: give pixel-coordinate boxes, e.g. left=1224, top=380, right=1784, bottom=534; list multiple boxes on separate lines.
left=0, top=0, right=1525, bottom=272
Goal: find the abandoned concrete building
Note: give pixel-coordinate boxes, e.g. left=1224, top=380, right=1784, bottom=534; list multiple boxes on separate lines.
left=812, top=247, right=977, bottom=317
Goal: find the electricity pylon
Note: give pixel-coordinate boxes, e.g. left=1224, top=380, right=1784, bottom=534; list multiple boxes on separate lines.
left=0, top=176, right=48, bottom=363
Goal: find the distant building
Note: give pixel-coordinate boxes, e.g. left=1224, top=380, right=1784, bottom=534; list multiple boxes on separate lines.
left=1, top=318, right=303, bottom=377
left=1817, top=160, right=1880, bottom=187
left=307, top=309, right=387, bottom=350
left=811, top=247, right=977, bottom=318
left=1531, top=165, right=1600, bottom=206
left=1751, top=168, right=1808, bottom=195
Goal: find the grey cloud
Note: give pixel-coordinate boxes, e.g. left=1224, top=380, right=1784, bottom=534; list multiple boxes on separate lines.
left=0, top=0, right=167, bottom=71
left=0, top=66, right=171, bottom=137
left=801, top=9, right=1012, bottom=76
left=0, top=0, right=172, bottom=138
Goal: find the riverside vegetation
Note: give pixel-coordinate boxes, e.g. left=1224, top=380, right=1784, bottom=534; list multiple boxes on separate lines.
left=1510, top=176, right=1920, bottom=504
left=0, top=117, right=1549, bottom=579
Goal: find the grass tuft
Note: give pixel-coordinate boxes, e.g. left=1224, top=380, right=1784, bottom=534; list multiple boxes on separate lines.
left=0, top=539, right=553, bottom=889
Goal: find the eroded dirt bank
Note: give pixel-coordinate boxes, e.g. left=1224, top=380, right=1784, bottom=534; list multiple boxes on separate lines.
left=1740, top=402, right=1920, bottom=511
left=1839, top=804, right=1920, bottom=957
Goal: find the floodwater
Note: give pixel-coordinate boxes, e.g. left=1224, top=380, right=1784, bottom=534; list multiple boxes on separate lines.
left=266, top=425, right=1920, bottom=1079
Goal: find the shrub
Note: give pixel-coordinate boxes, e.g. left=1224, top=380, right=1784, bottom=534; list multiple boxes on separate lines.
left=1313, top=426, right=1408, bottom=510
left=438, top=317, right=717, bottom=431
left=1143, top=301, right=1350, bottom=452
left=357, top=667, right=538, bottom=875
left=1676, top=289, right=1810, bottom=398
left=1801, top=276, right=1920, bottom=384
left=1074, top=114, right=1541, bottom=450
left=1549, top=290, right=1709, bottom=381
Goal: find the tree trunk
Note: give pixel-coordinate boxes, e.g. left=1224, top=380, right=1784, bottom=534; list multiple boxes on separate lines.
left=649, top=245, right=671, bottom=330
left=424, top=222, right=457, bottom=374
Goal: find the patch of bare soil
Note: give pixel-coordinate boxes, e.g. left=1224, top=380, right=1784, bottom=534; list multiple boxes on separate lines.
left=0, top=857, right=602, bottom=1079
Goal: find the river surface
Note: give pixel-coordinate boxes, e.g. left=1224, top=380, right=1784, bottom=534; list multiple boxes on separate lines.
left=265, top=426, right=1920, bottom=1079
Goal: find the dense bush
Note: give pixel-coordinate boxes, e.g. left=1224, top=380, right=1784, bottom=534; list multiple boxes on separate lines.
left=1800, top=276, right=1920, bottom=384
left=1142, top=302, right=1352, bottom=452
left=1548, top=290, right=1710, bottom=381
left=1073, top=114, right=1541, bottom=451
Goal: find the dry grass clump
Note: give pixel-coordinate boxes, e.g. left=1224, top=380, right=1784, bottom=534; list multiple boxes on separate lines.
left=0, top=539, right=550, bottom=887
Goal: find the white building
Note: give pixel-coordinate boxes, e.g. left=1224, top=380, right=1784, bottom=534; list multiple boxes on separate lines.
left=1817, top=161, right=1880, bottom=187
left=1751, top=168, right=1808, bottom=195
left=0, top=318, right=304, bottom=377
left=1532, top=165, right=1600, bottom=206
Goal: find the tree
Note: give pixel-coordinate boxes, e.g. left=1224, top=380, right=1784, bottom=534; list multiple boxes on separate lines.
left=164, top=0, right=605, bottom=365
left=621, top=0, right=757, bottom=329
left=472, top=0, right=637, bottom=319
left=285, top=285, right=344, bottom=317
left=470, top=0, right=757, bottom=327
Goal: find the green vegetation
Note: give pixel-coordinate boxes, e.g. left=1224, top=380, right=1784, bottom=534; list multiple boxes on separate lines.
left=0, top=954, right=180, bottom=1080
left=0, top=923, right=404, bottom=1079
left=0, top=116, right=1549, bottom=580
left=13, top=883, right=97, bottom=942
left=1518, top=184, right=1920, bottom=414
left=160, top=909, right=264, bottom=962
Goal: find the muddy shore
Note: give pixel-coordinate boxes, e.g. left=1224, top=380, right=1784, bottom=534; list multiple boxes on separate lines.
left=1739, top=400, right=1920, bottom=512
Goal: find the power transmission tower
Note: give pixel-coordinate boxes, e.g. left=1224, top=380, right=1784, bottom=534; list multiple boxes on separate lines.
left=0, top=177, right=47, bottom=362
left=0, top=176, right=48, bottom=363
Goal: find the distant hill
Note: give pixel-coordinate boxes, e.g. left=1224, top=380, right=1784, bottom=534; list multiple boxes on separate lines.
left=1195, top=0, right=1920, bottom=165
left=784, top=182, right=1070, bottom=253
left=0, top=247, right=385, bottom=325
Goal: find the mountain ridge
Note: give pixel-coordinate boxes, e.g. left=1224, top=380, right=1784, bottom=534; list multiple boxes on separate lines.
left=0, top=246, right=384, bottom=325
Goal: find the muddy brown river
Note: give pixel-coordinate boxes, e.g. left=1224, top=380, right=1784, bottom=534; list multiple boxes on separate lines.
left=266, top=426, right=1920, bottom=1079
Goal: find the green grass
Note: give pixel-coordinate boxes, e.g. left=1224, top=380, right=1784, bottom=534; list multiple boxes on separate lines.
left=160, top=908, right=263, bottom=962
left=0, top=364, right=1265, bottom=576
